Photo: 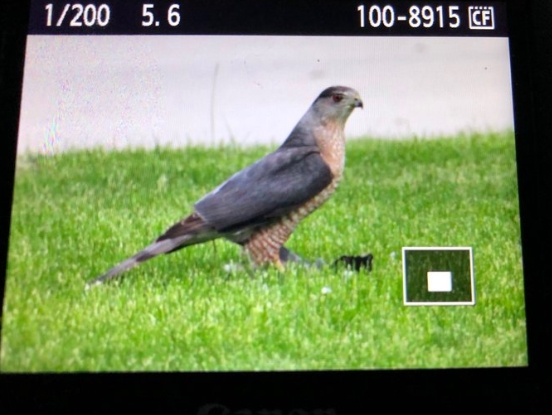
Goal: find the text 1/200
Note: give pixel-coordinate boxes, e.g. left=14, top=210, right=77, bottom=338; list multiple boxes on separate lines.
left=358, top=5, right=461, bottom=29
left=45, top=3, right=110, bottom=27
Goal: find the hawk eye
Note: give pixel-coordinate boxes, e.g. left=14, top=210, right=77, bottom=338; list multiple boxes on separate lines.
left=332, top=94, right=344, bottom=103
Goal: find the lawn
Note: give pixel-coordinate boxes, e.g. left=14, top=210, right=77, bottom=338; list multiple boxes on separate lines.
left=0, top=131, right=527, bottom=372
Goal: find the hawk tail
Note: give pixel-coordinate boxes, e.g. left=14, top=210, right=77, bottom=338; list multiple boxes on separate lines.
left=85, top=238, right=189, bottom=289
left=86, top=212, right=216, bottom=288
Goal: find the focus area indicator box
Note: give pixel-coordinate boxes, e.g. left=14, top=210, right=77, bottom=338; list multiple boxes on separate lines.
left=402, top=247, right=475, bottom=306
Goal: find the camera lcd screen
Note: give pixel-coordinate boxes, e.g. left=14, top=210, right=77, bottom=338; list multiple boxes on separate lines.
left=1, top=0, right=528, bottom=372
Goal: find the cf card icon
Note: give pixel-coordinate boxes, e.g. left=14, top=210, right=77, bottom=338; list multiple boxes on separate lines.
left=469, top=6, right=495, bottom=30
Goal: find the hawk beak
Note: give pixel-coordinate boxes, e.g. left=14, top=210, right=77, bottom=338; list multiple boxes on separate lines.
left=354, top=98, right=363, bottom=109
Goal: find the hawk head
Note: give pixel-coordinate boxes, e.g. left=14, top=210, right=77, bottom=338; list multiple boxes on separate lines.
left=313, top=86, right=363, bottom=124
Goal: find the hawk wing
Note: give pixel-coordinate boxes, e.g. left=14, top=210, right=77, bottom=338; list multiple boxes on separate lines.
left=194, top=145, right=333, bottom=233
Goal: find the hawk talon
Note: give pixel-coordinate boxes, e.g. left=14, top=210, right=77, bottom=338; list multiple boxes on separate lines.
left=279, top=247, right=326, bottom=270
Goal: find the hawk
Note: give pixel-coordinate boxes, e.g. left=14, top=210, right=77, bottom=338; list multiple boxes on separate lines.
left=87, top=86, right=363, bottom=287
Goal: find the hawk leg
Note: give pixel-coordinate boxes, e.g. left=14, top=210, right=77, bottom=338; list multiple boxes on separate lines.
left=243, top=221, right=295, bottom=271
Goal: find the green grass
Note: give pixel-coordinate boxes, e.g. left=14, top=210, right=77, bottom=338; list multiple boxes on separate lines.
left=1, top=132, right=527, bottom=372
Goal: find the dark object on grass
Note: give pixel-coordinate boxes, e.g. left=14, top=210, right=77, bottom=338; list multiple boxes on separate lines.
left=333, top=254, right=373, bottom=272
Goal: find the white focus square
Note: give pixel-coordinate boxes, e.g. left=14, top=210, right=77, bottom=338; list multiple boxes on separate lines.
left=427, top=271, right=452, bottom=292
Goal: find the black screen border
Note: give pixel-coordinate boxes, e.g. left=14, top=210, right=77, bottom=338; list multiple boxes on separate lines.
left=1, top=0, right=550, bottom=411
